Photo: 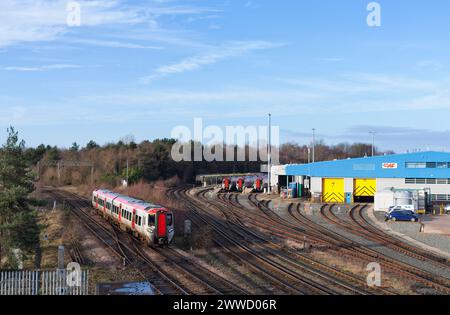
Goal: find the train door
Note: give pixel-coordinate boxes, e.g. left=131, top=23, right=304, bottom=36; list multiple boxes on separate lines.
left=118, top=204, right=122, bottom=222
left=95, top=194, right=98, bottom=209
left=224, top=179, right=229, bottom=190
left=131, top=209, right=136, bottom=230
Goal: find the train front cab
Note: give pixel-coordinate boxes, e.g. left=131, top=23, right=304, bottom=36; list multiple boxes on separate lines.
left=222, top=178, right=230, bottom=191
left=148, top=210, right=174, bottom=245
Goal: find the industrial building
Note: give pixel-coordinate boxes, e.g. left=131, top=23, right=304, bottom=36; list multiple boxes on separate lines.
left=271, top=151, right=450, bottom=212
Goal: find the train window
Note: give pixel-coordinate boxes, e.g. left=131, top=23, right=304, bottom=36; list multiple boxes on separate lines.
left=148, top=214, right=155, bottom=226
left=93, top=196, right=97, bottom=203
left=166, top=214, right=173, bottom=226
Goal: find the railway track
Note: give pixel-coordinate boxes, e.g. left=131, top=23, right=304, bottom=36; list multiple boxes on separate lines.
left=168, top=187, right=308, bottom=294
left=349, top=205, right=449, bottom=266
left=171, top=186, right=384, bottom=295
left=45, top=187, right=234, bottom=295
left=217, top=192, right=396, bottom=295
left=287, top=202, right=450, bottom=294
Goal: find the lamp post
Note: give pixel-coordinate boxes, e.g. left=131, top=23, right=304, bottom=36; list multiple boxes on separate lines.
left=312, top=128, right=316, bottom=163
left=369, top=131, right=376, bottom=156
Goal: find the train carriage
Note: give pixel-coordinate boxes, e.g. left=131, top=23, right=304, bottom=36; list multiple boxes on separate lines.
left=92, top=189, right=174, bottom=245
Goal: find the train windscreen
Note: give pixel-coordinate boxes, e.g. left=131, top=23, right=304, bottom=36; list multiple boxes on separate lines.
left=166, top=213, right=173, bottom=226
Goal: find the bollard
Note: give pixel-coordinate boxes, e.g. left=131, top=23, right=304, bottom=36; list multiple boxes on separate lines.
left=58, top=245, right=65, bottom=270
left=184, top=220, right=192, bottom=238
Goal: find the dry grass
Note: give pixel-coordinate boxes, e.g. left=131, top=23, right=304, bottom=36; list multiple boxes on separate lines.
left=309, top=249, right=415, bottom=294
left=37, top=205, right=71, bottom=269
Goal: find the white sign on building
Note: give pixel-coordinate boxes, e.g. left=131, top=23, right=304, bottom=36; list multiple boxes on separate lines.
left=382, top=163, right=398, bottom=169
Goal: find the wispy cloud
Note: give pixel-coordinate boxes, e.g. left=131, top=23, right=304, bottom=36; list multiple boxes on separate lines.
left=4, top=64, right=83, bottom=72
left=317, top=57, right=344, bottom=62
left=416, top=60, right=443, bottom=71
left=0, top=0, right=216, bottom=48
left=68, top=38, right=163, bottom=49
left=141, top=40, right=285, bottom=83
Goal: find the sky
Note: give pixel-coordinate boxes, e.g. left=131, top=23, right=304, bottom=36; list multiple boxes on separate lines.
left=1, top=0, right=450, bottom=152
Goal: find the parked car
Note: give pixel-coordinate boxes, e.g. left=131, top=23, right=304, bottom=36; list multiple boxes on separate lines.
left=445, top=204, right=450, bottom=214
left=387, top=205, right=415, bottom=213
left=385, top=210, right=419, bottom=222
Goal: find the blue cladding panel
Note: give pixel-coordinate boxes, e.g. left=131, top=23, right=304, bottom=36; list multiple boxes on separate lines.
left=284, top=151, right=450, bottom=179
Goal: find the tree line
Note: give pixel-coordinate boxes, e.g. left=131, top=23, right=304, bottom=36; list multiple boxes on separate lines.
left=30, top=137, right=394, bottom=187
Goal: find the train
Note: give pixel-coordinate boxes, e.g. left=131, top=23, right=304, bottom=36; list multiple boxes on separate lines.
left=222, top=175, right=268, bottom=192
left=92, top=189, right=174, bottom=245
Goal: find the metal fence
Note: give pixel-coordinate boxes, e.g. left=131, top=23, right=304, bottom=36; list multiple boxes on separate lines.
left=0, top=270, right=89, bottom=295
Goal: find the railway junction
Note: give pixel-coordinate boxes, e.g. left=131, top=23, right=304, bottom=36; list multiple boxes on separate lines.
left=24, top=178, right=449, bottom=296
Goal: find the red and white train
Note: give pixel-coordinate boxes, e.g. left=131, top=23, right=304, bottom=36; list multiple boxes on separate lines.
left=92, top=189, right=174, bottom=245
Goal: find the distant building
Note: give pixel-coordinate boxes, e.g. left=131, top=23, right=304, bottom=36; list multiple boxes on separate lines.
left=271, top=151, right=450, bottom=206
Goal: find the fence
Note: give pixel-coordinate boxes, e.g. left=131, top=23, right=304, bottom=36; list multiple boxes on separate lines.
left=0, top=269, right=89, bottom=295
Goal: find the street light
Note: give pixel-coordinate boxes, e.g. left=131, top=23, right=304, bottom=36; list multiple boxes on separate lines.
left=369, top=131, right=376, bottom=157
left=312, top=128, right=316, bottom=163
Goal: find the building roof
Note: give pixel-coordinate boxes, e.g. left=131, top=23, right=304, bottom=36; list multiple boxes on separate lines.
left=281, top=151, right=450, bottom=179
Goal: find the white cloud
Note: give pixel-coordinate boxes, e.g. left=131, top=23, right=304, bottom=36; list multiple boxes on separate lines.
left=141, top=40, right=285, bottom=83
left=416, top=60, right=442, bottom=71
left=277, top=72, right=445, bottom=96
left=0, top=0, right=216, bottom=48
left=317, top=57, right=344, bottom=62
left=68, top=38, right=163, bottom=49
left=4, top=64, right=83, bottom=72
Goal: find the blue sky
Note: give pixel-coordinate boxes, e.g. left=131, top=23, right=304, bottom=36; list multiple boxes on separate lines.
left=1, top=0, right=450, bottom=152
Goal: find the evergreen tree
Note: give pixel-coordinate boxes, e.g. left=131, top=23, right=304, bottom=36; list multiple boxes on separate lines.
left=0, top=127, right=39, bottom=268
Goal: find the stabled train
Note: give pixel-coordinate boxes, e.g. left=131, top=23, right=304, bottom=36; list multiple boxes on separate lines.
left=92, top=189, right=174, bottom=245
left=222, top=175, right=268, bottom=192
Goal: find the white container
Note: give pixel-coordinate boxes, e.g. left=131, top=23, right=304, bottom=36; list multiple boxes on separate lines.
left=374, top=190, right=395, bottom=211
left=394, top=190, right=413, bottom=205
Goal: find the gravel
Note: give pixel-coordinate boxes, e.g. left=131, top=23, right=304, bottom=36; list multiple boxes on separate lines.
left=292, top=204, right=450, bottom=280
left=372, top=211, right=450, bottom=258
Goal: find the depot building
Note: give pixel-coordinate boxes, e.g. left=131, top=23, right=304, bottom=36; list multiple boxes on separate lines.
left=271, top=151, right=450, bottom=206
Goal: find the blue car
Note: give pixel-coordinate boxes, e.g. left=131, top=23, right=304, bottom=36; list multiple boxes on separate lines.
left=385, top=210, right=419, bottom=222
